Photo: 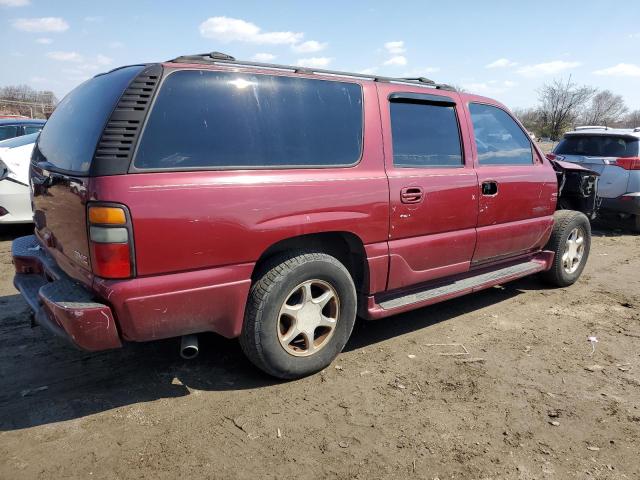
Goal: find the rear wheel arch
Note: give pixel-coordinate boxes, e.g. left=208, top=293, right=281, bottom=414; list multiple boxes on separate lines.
left=252, top=232, right=369, bottom=294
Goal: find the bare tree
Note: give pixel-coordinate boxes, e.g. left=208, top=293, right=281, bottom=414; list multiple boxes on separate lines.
left=512, top=107, right=542, bottom=134
left=581, top=90, right=628, bottom=126
left=623, top=109, right=640, bottom=128
left=537, top=77, right=596, bottom=140
left=0, top=84, right=58, bottom=118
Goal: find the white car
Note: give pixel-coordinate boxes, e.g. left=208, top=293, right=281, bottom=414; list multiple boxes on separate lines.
left=0, top=133, right=38, bottom=224
left=551, top=126, right=640, bottom=231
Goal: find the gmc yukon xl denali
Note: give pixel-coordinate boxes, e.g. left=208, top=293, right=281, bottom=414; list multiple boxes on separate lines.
left=12, top=52, right=598, bottom=379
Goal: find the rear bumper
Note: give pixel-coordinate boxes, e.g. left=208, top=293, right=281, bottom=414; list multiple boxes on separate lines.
left=0, top=179, right=32, bottom=224
left=12, top=234, right=254, bottom=349
left=600, top=193, right=640, bottom=215
left=12, top=235, right=121, bottom=351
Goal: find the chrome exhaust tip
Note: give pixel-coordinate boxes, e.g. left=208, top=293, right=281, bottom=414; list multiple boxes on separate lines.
left=180, top=334, right=199, bottom=360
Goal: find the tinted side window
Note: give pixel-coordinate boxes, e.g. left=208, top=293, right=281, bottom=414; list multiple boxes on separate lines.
left=0, top=125, right=19, bottom=141
left=24, top=125, right=43, bottom=135
left=0, top=132, right=38, bottom=148
left=36, top=65, right=144, bottom=173
left=469, top=103, right=533, bottom=165
left=390, top=101, right=462, bottom=168
left=134, top=70, right=363, bottom=169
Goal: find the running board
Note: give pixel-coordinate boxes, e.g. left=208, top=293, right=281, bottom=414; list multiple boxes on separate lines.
left=363, top=252, right=553, bottom=320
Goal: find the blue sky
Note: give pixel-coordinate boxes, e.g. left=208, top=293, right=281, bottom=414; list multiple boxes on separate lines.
left=2, top=0, right=639, bottom=110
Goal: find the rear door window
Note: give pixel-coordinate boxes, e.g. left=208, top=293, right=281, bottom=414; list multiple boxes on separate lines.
left=555, top=135, right=639, bottom=158
left=134, top=70, right=363, bottom=170
left=24, top=125, right=43, bottom=135
left=469, top=103, right=533, bottom=165
left=390, top=101, right=463, bottom=168
left=0, top=125, right=19, bottom=141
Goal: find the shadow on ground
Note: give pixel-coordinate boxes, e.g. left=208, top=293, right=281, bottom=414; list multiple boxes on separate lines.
left=0, top=277, right=535, bottom=432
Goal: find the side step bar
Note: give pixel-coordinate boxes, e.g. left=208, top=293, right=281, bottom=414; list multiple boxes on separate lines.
left=363, top=252, right=554, bottom=320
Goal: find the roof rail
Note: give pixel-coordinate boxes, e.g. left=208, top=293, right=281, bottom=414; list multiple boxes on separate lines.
left=574, top=125, right=608, bottom=130
left=399, top=76, right=436, bottom=86
left=168, top=52, right=456, bottom=91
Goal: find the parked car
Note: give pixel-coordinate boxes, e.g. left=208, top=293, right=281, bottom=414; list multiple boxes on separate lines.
left=12, top=53, right=598, bottom=379
left=0, top=132, right=38, bottom=223
left=0, top=118, right=45, bottom=142
left=549, top=126, right=640, bottom=231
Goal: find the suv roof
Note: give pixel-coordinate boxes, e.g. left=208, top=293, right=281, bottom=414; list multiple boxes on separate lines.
left=565, top=126, right=640, bottom=138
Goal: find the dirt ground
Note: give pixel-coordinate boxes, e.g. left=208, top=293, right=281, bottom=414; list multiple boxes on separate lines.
left=0, top=222, right=639, bottom=480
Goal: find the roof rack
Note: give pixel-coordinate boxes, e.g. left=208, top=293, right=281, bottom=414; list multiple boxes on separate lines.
left=574, top=125, right=608, bottom=131
left=168, top=52, right=456, bottom=91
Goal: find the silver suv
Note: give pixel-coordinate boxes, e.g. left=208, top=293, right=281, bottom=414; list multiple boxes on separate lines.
left=551, top=126, right=640, bottom=231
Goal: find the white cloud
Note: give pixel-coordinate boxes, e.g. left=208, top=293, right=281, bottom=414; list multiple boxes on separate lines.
left=108, top=41, right=124, bottom=49
left=251, top=53, right=276, bottom=62
left=84, top=16, right=103, bottom=22
left=516, top=60, right=581, bottom=77
left=384, top=41, right=405, bottom=55
left=35, top=37, right=53, bottom=44
left=462, top=80, right=517, bottom=95
left=47, top=51, right=83, bottom=62
left=296, top=57, right=332, bottom=68
left=12, top=17, right=69, bottom=33
left=398, top=67, right=441, bottom=78
left=359, top=67, right=377, bottom=75
left=593, top=63, right=640, bottom=77
left=29, top=76, right=46, bottom=83
left=292, top=40, right=327, bottom=53
left=199, top=16, right=302, bottom=45
left=0, top=0, right=30, bottom=6
left=628, top=32, right=640, bottom=39
left=383, top=55, right=407, bottom=66
left=485, top=58, right=517, bottom=69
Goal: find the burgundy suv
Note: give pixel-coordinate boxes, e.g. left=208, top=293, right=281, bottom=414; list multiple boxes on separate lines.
left=12, top=52, right=598, bottom=379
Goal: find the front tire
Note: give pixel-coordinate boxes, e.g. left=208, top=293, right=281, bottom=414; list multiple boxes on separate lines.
left=240, top=251, right=357, bottom=379
left=541, top=210, right=591, bottom=287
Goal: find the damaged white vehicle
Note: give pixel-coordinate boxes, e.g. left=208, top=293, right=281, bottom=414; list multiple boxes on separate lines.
left=0, top=133, right=38, bottom=224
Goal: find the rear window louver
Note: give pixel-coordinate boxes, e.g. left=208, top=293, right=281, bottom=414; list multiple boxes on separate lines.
left=91, top=64, right=163, bottom=176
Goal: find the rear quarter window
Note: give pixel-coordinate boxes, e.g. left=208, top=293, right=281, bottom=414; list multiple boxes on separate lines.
left=133, top=70, right=363, bottom=170
left=35, top=65, right=144, bottom=173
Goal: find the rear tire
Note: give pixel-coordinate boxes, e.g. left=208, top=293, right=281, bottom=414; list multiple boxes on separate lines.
left=541, top=210, right=591, bottom=287
left=240, top=251, right=357, bottom=379
left=633, top=214, right=640, bottom=233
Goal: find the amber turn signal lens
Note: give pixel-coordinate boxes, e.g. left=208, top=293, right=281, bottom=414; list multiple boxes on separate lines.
left=88, top=206, right=126, bottom=225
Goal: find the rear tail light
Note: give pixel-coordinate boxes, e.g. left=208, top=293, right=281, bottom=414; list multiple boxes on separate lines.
left=88, top=205, right=134, bottom=279
left=614, top=157, right=640, bottom=170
